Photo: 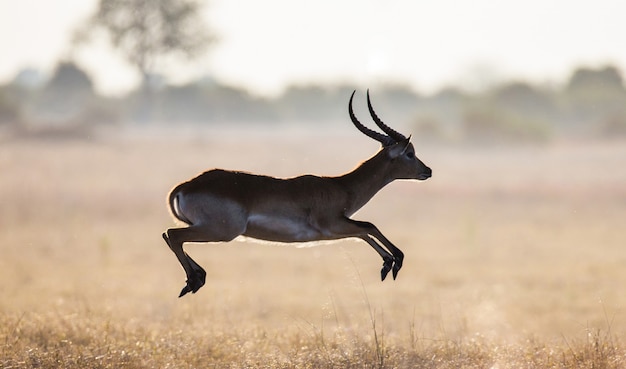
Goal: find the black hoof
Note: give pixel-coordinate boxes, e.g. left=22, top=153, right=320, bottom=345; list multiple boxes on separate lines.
left=179, top=284, right=193, bottom=298
left=392, top=255, right=404, bottom=280
left=381, top=258, right=393, bottom=281
left=178, top=268, right=207, bottom=298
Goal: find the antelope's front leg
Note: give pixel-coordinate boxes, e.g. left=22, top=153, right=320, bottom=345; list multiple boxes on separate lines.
left=342, top=219, right=405, bottom=280
left=366, top=226, right=404, bottom=280
left=381, top=253, right=404, bottom=281
left=381, top=255, right=394, bottom=281
left=391, top=251, right=403, bottom=280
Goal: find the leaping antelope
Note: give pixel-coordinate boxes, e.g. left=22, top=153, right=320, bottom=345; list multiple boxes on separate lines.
left=163, top=90, right=432, bottom=297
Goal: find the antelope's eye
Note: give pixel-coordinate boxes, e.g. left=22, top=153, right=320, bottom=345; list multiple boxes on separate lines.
left=406, top=151, right=414, bottom=159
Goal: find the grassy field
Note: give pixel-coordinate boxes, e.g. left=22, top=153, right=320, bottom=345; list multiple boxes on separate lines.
left=1, top=126, right=626, bottom=368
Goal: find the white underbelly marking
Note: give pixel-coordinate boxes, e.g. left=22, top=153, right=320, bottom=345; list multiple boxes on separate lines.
left=234, top=235, right=358, bottom=248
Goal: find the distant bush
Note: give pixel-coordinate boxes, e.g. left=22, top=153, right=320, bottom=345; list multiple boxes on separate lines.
left=561, top=65, right=626, bottom=135
left=27, top=62, right=96, bottom=125
left=0, top=90, right=20, bottom=125
left=462, top=104, right=552, bottom=143
left=4, top=61, right=626, bottom=143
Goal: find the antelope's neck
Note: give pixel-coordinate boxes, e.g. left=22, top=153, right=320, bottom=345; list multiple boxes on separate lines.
left=335, top=153, right=392, bottom=216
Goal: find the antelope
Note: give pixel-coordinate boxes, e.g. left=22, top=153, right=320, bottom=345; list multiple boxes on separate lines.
left=162, top=90, right=432, bottom=297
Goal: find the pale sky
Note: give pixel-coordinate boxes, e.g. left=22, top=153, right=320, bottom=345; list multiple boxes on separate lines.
left=0, top=0, right=625, bottom=96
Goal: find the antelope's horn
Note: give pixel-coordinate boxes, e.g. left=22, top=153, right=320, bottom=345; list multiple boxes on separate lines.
left=349, top=91, right=395, bottom=146
left=366, top=89, right=407, bottom=143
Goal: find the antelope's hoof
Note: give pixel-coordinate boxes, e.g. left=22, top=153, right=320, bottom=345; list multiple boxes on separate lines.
left=381, top=258, right=394, bottom=281
left=392, top=256, right=403, bottom=280
left=178, top=269, right=206, bottom=298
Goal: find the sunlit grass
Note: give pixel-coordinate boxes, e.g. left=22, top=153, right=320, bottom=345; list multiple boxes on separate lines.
left=2, top=308, right=624, bottom=368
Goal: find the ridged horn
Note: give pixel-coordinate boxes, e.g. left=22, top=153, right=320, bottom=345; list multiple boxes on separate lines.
left=349, top=90, right=395, bottom=146
left=366, top=89, right=407, bottom=143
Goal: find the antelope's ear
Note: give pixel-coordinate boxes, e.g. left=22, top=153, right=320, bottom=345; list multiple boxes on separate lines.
left=387, top=136, right=412, bottom=158
left=400, top=135, right=412, bottom=155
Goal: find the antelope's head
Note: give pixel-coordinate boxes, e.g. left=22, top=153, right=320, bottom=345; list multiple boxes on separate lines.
left=349, top=90, right=432, bottom=181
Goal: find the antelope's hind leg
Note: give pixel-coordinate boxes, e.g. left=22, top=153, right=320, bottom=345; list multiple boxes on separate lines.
left=163, top=213, right=247, bottom=297
left=162, top=230, right=207, bottom=297
left=163, top=196, right=249, bottom=297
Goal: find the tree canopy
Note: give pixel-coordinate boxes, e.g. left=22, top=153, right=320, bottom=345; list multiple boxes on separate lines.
left=78, top=0, right=214, bottom=83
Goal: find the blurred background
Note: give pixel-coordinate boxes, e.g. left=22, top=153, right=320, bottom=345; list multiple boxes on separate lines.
left=2, top=2, right=626, bottom=365
left=0, top=0, right=625, bottom=141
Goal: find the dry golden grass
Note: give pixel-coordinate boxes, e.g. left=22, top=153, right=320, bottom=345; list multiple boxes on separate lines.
left=1, top=126, right=626, bottom=368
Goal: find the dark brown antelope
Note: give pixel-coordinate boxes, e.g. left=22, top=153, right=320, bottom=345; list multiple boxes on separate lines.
left=163, top=90, right=432, bottom=297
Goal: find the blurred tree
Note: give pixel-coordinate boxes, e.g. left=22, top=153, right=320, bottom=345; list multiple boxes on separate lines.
left=78, top=0, right=213, bottom=86
left=159, top=82, right=276, bottom=123
left=1, top=69, right=44, bottom=127
left=462, top=102, right=551, bottom=143
left=563, top=65, right=626, bottom=134
left=31, top=62, right=96, bottom=124
left=566, top=65, right=625, bottom=93
left=76, top=0, right=213, bottom=123
left=47, top=62, right=94, bottom=93
left=12, top=68, right=46, bottom=91
left=0, top=89, right=20, bottom=126
left=492, top=82, right=555, bottom=115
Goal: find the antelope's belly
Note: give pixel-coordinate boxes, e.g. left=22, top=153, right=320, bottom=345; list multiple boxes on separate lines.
left=244, top=214, right=324, bottom=243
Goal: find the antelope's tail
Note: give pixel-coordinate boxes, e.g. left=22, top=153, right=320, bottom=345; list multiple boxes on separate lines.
left=167, top=185, right=193, bottom=225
